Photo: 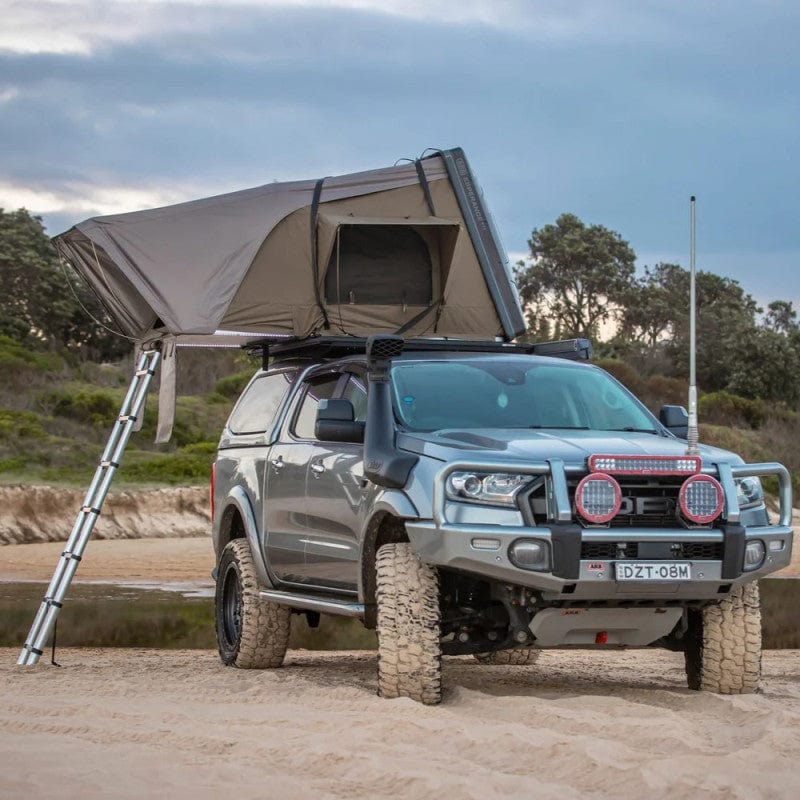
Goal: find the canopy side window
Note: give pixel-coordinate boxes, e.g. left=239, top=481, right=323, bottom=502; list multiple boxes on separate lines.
left=324, top=224, right=433, bottom=306
left=227, top=371, right=296, bottom=435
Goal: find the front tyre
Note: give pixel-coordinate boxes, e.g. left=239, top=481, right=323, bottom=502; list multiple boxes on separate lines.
left=684, top=582, right=761, bottom=694
left=215, top=539, right=291, bottom=669
left=375, top=542, right=442, bottom=705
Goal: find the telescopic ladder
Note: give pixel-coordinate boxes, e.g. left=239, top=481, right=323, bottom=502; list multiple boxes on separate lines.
left=17, top=346, right=161, bottom=666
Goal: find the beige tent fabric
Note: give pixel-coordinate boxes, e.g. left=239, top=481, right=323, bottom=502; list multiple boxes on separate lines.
left=222, top=176, right=504, bottom=338
left=53, top=150, right=524, bottom=342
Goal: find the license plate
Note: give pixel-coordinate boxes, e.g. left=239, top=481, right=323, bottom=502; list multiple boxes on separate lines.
left=615, top=562, right=691, bottom=581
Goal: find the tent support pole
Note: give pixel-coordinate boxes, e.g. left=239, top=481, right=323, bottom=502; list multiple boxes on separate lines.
left=17, top=344, right=162, bottom=666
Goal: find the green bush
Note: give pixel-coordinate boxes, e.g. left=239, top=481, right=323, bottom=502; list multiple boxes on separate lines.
left=698, top=391, right=766, bottom=429
left=0, top=409, right=47, bottom=440
left=41, top=386, right=122, bottom=427
left=122, top=449, right=214, bottom=484
left=214, top=370, right=253, bottom=398
left=0, top=335, right=62, bottom=373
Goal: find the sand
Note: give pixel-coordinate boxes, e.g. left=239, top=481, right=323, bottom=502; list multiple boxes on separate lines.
left=1, top=511, right=798, bottom=798
left=1, top=647, right=799, bottom=799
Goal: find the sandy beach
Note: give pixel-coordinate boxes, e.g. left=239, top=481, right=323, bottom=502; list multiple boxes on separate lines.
left=2, top=647, right=799, bottom=799
left=2, top=504, right=798, bottom=798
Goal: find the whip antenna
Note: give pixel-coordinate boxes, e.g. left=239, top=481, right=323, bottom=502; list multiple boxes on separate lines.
left=686, top=195, right=700, bottom=455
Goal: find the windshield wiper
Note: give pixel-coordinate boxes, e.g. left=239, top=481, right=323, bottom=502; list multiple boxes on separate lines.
left=606, top=427, right=662, bottom=434
left=528, top=425, right=590, bottom=430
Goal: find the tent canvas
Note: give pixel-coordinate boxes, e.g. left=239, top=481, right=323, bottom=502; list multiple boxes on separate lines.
left=53, top=148, right=525, bottom=345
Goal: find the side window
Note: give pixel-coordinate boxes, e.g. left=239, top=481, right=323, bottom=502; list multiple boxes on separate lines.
left=341, top=377, right=367, bottom=422
left=292, top=375, right=341, bottom=439
left=228, top=371, right=295, bottom=435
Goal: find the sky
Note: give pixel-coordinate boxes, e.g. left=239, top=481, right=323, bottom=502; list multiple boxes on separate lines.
left=1, top=0, right=798, bottom=309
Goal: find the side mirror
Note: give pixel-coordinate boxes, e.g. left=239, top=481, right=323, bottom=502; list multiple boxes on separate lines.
left=659, top=405, right=689, bottom=439
left=315, top=398, right=365, bottom=444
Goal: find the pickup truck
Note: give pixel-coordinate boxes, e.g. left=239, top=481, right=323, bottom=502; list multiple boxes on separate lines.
left=211, top=334, right=793, bottom=704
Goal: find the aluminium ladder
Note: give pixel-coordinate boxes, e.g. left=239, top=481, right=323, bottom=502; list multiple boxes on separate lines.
left=18, top=346, right=161, bottom=666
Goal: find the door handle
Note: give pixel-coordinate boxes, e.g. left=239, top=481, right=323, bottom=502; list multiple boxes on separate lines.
left=310, top=462, right=325, bottom=476
left=270, top=456, right=284, bottom=470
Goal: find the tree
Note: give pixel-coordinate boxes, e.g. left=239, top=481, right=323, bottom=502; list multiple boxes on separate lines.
left=764, top=300, right=798, bottom=334
left=0, top=208, right=129, bottom=360
left=514, top=213, right=636, bottom=339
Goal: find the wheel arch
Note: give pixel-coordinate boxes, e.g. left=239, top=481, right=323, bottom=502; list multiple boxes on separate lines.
left=360, top=510, right=413, bottom=629
left=215, top=486, right=273, bottom=589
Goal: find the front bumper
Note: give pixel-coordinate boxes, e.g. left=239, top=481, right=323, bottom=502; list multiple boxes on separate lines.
left=405, top=458, right=794, bottom=602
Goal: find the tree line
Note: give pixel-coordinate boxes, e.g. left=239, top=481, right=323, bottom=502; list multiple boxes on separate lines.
left=2, top=207, right=798, bottom=406
left=515, top=213, right=800, bottom=407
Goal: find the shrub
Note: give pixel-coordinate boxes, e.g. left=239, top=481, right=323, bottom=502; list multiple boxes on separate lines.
left=698, top=391, right=766, bottom=429
left=0, top=410, right=47, bottom=440
left=214, top=371, right=253, bottom=398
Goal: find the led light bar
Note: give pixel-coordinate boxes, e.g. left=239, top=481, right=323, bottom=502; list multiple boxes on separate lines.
left=588, top=454, right=701, bottom=476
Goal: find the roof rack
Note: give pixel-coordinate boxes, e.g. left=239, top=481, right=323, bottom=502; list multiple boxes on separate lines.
left=244, top=335, right=592, bottom=368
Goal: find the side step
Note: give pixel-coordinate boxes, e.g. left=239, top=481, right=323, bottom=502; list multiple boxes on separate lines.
left=259, top=589, right=364, bottom=618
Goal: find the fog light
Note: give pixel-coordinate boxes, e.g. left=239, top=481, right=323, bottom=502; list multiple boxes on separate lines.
left=743, top=540, right=765, bottom=571
left=508, top=539, right=550, bottom=571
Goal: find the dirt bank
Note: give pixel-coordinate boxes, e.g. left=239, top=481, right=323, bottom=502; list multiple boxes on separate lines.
left=2, top=647, right=799, bottom=799
left=0, top=485, right=210, bottom=545
left=0, top=538, right=214, bottom=583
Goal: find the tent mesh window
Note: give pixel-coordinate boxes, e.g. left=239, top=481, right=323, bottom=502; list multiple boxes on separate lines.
left=325, top=225, right=433, bottom=306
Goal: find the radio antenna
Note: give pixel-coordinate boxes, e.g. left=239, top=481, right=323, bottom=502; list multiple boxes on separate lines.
left=686, top=195, right=700, bottom=455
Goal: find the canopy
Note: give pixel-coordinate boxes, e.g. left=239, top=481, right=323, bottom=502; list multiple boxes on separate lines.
left=54, top=148, right=525, bottom=344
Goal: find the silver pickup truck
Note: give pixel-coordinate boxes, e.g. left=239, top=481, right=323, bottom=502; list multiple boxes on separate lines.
left=211, top=334, right=793, bottom=704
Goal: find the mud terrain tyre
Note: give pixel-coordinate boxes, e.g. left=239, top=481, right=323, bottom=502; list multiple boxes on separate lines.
left=474, top=648, right=540, bottom=665
left=684, top=582, right=761, bottom=694
left=375, top=542, right=442, bottom=705
left=216, top=539, right=291, bottom=669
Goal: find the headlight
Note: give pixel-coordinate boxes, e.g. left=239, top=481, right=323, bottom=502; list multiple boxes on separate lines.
left=445, top=472, right=530, bottom=507
left=735, top=476, right=763, bottom=509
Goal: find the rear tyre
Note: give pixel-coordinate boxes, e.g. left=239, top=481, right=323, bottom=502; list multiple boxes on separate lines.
left=215, top=539, right=291, bottom=669
left=375, top=542, right=442, bottom=705
left=474, top=648, right=540, bottom=665
left=684, top=582, right=761, bottom=694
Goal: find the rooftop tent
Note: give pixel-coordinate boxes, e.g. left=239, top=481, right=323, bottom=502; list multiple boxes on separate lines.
left=53, top=148, right=526, bottom=344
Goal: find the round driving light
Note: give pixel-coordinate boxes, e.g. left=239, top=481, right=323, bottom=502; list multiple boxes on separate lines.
left=679, top=475, right=724, bottom=524
left=508, top=539, right=550, bottom=571
left=575, top=474, right=621, bottom=524
left=744, top=539, right=765, bottom=571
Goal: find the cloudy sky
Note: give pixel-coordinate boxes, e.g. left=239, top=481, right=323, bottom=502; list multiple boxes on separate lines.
left=1, top=0, right=798, bottom=307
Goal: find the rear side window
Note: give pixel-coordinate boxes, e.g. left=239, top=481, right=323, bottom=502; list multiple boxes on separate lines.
left=228, top=372, right=295, bottom=434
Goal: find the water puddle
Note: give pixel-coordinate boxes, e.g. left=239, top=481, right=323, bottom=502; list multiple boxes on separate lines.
left=0, top=580, right=376, bottom=651
left=0, top=579, right=795, bottom=650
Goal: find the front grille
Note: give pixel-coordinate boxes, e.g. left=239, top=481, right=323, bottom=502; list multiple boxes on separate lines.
left=525, top=476, right=715, bottom=528
left=580, top=542, right=722, bottom=560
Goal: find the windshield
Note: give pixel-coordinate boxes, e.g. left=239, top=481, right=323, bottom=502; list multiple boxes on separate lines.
left=391, top=358, right=659, bottom=433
